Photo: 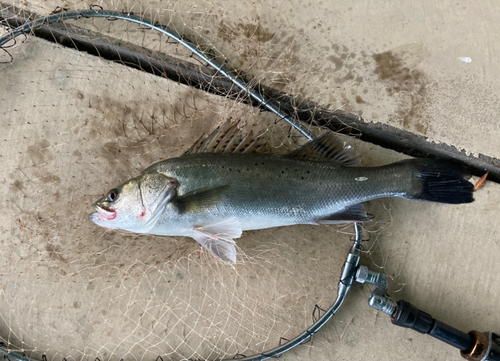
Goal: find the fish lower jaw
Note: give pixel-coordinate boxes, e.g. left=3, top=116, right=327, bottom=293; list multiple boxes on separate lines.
left=93, top=204, right=117, bottom=221
left=88, top=211, right=116, bottom=226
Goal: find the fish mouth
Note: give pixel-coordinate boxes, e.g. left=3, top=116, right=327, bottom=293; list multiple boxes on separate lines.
left=90, top=203, right=117, bottom=221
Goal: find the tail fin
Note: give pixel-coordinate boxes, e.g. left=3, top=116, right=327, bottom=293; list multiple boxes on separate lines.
left=405, top=159, right=474, bottom=204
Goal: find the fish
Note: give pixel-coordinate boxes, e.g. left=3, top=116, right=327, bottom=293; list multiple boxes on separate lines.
left=89, top=121, right=474, bottom=262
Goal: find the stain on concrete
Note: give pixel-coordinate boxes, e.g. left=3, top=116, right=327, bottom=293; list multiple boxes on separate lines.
left=217, top=21, right=236, bottom=43
left=216, top=19, right=302, bottom=72
left=238, top=22, right=274, bottom=43
left=355, top=95, right=366, bottom=104
left=12, top=179, right=23, bottom=190
left=270, top=73, right=296, bottom=91
left=40, top=174, right=61, bottom=184
left=373, top=51, right=419, bottom=94
left=327, top=55, right=344, bottom=71
left=239, top=47, right=259, bottom=64
left=79, top=90, right=221, bottom=181
left=27, top=139, right=54, bottom=165
left=217, top=20, right=274, bottom=45
left=372, top=50, right=429, bottom=134
left=45, top=243, right=67, bottom=263
left=338, top=71, right=354, bottom=82
left=72, top=150, right=83, bottom=160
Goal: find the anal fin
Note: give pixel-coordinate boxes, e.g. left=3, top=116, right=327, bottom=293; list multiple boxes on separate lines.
left=316, top=203, right=373, bottom=224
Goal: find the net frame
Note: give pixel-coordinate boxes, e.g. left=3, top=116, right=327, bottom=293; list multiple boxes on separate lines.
left=3, top=6, right=498, bottom=182
left=0, top=8, right=365, bottom=361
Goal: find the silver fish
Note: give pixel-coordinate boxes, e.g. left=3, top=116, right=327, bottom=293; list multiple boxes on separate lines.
left=89, top=121, right=474, bottom=262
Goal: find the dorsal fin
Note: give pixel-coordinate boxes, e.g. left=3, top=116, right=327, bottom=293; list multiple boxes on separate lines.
left=184, top=133, right=206, bottom=155
left=286, top=132, right=360, bottom=166
left=233, top=130, right=254, bottom=153
left=198, top=120, right=235, bottom=153
left=214, top=122, right=240, bottom=152
left=183, top=120, right=268, bottom=155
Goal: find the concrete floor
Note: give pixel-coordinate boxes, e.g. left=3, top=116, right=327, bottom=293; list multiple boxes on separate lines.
left=0, top=1, right=499, bottom=360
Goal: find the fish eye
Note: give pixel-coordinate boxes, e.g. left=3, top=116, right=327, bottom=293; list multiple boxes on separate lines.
left=107, top=189, right=119, bottom=202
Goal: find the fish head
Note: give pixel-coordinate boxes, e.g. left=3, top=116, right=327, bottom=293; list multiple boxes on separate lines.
left=89, top=177, right=144, bottom=231
left=89, top=172, right=177, bottom=232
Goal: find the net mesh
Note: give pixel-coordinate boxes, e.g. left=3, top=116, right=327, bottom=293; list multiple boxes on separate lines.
left=0, top=2, right=397, bottom=360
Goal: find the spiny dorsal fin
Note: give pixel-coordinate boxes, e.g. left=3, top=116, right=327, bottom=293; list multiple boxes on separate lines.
left=286, top=132, right=360, bottom=166
left=183, top=120, right=268, bottom=155
left=199, top=119, right=236, bottom=153
left=214, top=121, right=240, bottom=152
left=233, top=130, right=254, bottom=153
left=183, top=132, right=205, bottom=155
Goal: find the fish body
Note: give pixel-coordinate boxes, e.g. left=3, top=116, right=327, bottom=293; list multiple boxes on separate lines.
left=146, top=153, right=410, bottom=233
left=90, top=122, right=474, bottom=262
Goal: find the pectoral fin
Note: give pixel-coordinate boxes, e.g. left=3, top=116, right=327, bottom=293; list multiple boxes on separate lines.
left=174, top=185, right=229, bottom=214
left=191, top=218, right=242, bottom=262
left=316, top=204, right=373, bottom=224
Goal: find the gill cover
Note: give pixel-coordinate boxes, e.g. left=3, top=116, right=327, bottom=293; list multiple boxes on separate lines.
left=138, top=171, right=178, bottom=231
